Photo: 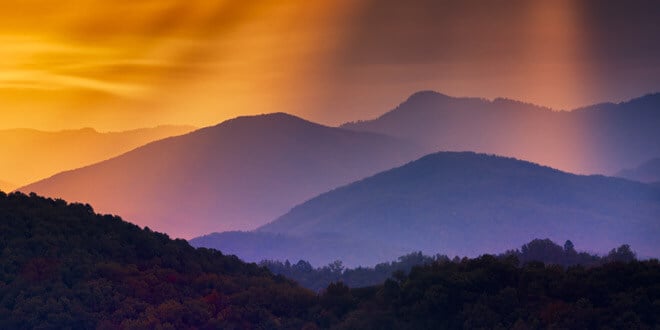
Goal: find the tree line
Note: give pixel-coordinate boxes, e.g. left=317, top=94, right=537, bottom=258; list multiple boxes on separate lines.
left=261, top=238, right=639, bottom=292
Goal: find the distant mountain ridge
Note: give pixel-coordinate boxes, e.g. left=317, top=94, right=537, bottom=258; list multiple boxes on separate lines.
left=615, top=158, right=660, bottom=183
left=0, top=125, right=195, bottom=187
left=17, top=91, right=660, bottom=243
left=342, top=91, right=660, bottom=175
left=193, top=152, right=660, bottom=266
left=20, top=113, right=423, bottom=238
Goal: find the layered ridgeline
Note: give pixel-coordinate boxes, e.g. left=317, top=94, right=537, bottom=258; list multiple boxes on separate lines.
left=20, top=113, right=422, bottom=238
left=192, top=152, right=660, bottom=266
left=616, top=158, right=660, bottom=183
left=0, top=126, right=194, bottom=189
left=342, top=91, right=660, bottom=175
left=0, top=191, right=317, bottom=328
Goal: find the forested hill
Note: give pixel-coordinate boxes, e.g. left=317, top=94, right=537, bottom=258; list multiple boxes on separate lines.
left=0, top=191, right=317, bottom=328
left=260, top=238, right=639, bottom=292
left=254, top=152, right=660, bottom=265
left=1, top=192, right=658, bottom=328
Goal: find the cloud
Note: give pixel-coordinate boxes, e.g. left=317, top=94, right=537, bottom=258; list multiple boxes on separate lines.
left=0, top=36, right=181, bottom=97
left=0, top=70, right=146, bottom=96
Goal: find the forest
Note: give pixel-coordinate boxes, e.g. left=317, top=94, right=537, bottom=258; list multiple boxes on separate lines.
left=1, top=191, right=658, bottom=329
left=260, top=238, right=637, bottom=292
left=0, top=192, right=317, bottom=328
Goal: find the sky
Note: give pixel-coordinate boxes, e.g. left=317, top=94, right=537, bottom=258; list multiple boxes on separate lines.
left=1, top=0, right=659, bottom=131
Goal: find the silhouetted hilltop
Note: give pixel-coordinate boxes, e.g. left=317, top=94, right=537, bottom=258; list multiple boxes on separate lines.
left=375, top=90, right=553, bottom=120
left=342, top=91, right=660, bottom=174
left=0, top=125, right=195, bottom=187
left=20, top=113, right=422, bottom=238
left=194, top=152, right=660, bottom=266
left=212, top=112, right=324, bottom=131
left=573, top=92, right=660, bottom=114
left=0, top=191, right=319, bottom=328
left=615, top=157, right=660, bottom=183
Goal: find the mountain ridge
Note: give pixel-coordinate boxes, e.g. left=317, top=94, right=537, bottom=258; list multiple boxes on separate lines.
left=193, top=151, right=660, bottom=266
left=616, top=157, right=660, bottom=183
left=0, top=124, right=196, bottom=187
left=341, top=91, right=660, bottom=174
left=20, top=113, right=424, bottom=238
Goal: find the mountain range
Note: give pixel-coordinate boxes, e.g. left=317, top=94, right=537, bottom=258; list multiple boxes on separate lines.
left=0, top=125, right=194, bottom=188
left=19, top=113, right=422, bottom=238
left=16, top=91, right=660, bottom=248
left=192, top=152, right=660, bottom=266
left=342, top=91, right=660, bottom=175
left=616, top=158, right=660, bottom=183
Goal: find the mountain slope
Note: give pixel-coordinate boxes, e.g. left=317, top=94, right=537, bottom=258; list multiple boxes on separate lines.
left=342, top=91, right=660, bottom=175
left=0, top=191, right=317, bottom=328
left=0, top=125, right=195, bottom=187
left=20, top=113, right=422, bottom=238
left=615, top=158, right=660, bottom=183
left=194, top=152, right=660, bottom=266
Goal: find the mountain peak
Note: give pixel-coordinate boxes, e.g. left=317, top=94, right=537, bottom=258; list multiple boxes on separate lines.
left=20, top=110, right=421, bottom=238
left=215, top=112, right=323, bottom=131
left=402, top=90, right=452, bottom=105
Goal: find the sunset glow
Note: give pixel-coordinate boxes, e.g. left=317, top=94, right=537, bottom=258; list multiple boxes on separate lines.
left=2, top=3, right=659, bottom=326
left=2, top=0, right=659, bottom=131
left=0, top=1, right=359, bottom=130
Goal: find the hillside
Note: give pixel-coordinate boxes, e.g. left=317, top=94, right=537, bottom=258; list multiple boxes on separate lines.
left=2, top=192, right=657, bottom=329
left=20, top=113, right=422, bottom=238
left=0, top=191, right=318, bottom=328
left=196, top=152, right=660, bottom=266
left=616, top=158, right=660, bottom=183
left=0, top=125, right=194, bottom=187
left=331, top=256, right=660, bottom=329
left=342, top=91, right=660, bottom=175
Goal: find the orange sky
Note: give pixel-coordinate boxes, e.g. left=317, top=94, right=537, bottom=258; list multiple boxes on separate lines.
left=1, top=0, right=659, bottom=130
